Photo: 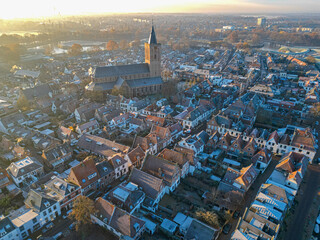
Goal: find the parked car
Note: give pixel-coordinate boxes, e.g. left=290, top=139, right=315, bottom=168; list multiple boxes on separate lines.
left=69, top=223, right=76, bottom=230
left=46, top=222, right=54, bottom=229
left=119, top=175, right=126, bottom=181
left=223, top=223, right=232, bottom=234
left=53, top=232, right=63, bottom=240
left=105, top=185, right=112, bottom=192
left=184, top=129, right=192, bottom=134
left=233, top=211, right=240, bottom=219
left=42, top=222, right=54, bottom=233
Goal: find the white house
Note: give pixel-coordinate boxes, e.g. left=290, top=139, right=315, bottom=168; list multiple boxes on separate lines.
left=10, top=189, right=61, bottom=239
left=6, top=157, right=44, bottom=186
left=109, top=155, right=129, bottom=179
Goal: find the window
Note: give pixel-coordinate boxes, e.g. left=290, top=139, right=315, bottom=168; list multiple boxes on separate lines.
left=48, top=208, right=52, bottom=213
left=43, top=211, right=47, bottom=216
left=32, top=218, right=37, bottom=224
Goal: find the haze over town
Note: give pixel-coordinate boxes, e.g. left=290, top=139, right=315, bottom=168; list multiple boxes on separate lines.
left=1, top=0, right=320, bottom=19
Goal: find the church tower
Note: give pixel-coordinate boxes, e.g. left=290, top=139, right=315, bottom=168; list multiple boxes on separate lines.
left=145, top=25, right=161, bottom=77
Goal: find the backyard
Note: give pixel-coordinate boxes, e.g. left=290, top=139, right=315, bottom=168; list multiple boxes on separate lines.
left=158, top=173, right=231, bottom=230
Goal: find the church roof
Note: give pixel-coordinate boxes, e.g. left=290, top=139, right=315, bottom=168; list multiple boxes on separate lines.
left=93, top=63, right=150, bottom=78
left=86, top=77, right=163, bottom=91
left=148, top=25, right=157, bottom=44
left=86, top=81, right=116, bottom=91
left=126, top=77, right=163, bottom=88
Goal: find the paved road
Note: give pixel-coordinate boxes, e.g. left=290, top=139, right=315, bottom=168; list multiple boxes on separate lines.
left=218, top=158, right=278, bottom=240
left=284, top=164, right=320, bottom=240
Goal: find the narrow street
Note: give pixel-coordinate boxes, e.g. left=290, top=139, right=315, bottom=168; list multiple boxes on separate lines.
left=284, top=164, right=320, bottom=240
left=218, top=158, right=279, bottom=240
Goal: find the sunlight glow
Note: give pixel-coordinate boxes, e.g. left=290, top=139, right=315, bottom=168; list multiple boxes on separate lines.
left=0, top=0, right=319, bottom=19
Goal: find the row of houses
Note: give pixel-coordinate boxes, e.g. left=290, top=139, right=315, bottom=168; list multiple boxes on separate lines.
left=207, top=114, right=316, bottom=160
left=231, top=152, right=310, bottom=239
left=0, top=174, right=81, bottom=240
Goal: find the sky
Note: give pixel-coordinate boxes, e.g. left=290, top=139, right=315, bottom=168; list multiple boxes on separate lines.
left=1, top=0, right=320, bottom=19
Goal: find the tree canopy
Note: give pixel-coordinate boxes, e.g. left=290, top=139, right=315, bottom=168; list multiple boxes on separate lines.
left=16, top=95, right=30, bottom=111
left=227, top=31, right=239, bottom=43
left=106, top=40, right=119, bottom=51
left=69, top=196, right=95, bottom=234
left=119, top=40, right=128, bottom=50
left=68, top=43, right=83, bottom=56
left=305, top=56, right=317, bottom=64
left=195, top=208, right=221, bottom=229
left=0, top=43, right=24, bottom=62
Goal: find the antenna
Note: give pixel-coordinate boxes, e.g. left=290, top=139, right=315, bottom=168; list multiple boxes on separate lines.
left=151, top=13, right=154, bottom=27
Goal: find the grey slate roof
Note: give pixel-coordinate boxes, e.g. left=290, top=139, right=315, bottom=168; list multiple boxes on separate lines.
left=0, top=112, right=25, bottom=129
left=87, top=77, right=163, bottom=91
left=126, top=77, right=163, bottom=88
left=24, top=189, right=58, bottom=213
left=109, top=207, right=145, bottom=238
left=197, top=130, right=210, bottom=144
left=0, top=217, right=16, bottom=238
left=7, top=157, right=43, bottom=178
left=184, top=219, right=217, bottom=240
left=114, top=77, right=125, bottom=89
left=22, top=84, right=52, bottom=101
left=148, top=26, right=157, bottom=44
left=77, top=134, right=130, bottom=157
left=96, top=161, right=114, bottom=178
left=86, top=82, right=115, bottom=91
left=43, top=143, right=72, bottom=163
left=44, top=176, right=79, bottom=197
left=93, top=63, right=149, bottom=78
left=129, top=168, right=163, bottom=200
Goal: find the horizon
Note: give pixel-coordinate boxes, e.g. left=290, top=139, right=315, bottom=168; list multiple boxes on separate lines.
left=1, top=0, right=320, bottom=20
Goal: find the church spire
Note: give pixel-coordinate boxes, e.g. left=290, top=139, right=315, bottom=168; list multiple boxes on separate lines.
left=148, top=24, right=157, bottom=45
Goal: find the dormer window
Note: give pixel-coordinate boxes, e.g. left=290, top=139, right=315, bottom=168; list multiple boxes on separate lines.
left=134, top=223, right=140, bottom=232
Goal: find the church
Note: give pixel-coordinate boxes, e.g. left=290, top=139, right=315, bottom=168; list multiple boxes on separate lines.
left=86, top=26, right=163, bottom=97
